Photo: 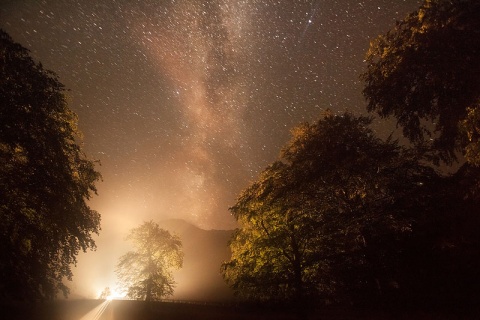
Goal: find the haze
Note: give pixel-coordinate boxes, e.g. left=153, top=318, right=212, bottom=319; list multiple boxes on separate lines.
left=0, top=0, right=421, bottom=300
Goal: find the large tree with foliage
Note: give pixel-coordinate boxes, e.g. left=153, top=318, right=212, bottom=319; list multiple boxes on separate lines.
left=397, top=163, right=480, bottom=308
left=116, top=221, right=183, bottom=301
left=0, top=30, right=101, bottom=300
left=223, top=160, right=327, bottom=303
left=362, top=0, right=480, bottom=164
left=362, top=1, right=480, bottom=308
left=223, top=112, right=436, bottom=305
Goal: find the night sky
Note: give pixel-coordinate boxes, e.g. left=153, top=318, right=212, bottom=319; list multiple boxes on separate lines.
left=1, top=0, right=421, bottom=299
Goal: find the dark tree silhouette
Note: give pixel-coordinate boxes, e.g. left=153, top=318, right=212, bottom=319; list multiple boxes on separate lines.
left=116, top=221, right=183, bottom=301
left=362, top=1, right=480, bottom=308
left=0, top=29, right=101, bottom=300
left=362, top=0, right=480, bottom=164
left=397, top=163, right=480, bottom=309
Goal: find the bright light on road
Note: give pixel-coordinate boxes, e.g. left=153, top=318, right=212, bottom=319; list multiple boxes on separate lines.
left=79, top=300, right=110, bottom=320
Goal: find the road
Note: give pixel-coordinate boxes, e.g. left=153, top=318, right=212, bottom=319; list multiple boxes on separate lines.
left=79, top=300, right=113, bottom=320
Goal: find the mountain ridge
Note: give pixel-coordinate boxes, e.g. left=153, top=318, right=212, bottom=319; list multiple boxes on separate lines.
left=157, top=218, right=235, bottom=301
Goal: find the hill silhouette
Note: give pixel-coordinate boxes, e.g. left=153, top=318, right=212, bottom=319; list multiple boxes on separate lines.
left=158, top=219, right=234, bottom=302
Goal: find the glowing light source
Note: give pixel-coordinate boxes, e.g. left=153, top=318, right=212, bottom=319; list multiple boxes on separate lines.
left=108, top=289, right=126, bottom=300
left=104, top=289, right=125, bottom=301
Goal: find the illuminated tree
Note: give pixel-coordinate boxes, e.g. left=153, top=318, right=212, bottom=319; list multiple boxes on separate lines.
left=461, top=106, right=480, bottom=166
left=223, top=112, right=435, bottom=304
left=0, top=29, right=101, bottom=300
left=99, top=287, right=112, bottom=300
left=116, top=221, right=183, bottom=301
left=362, top=0, right=480, bottom=165
left=223, top=161, right=329, bottom=303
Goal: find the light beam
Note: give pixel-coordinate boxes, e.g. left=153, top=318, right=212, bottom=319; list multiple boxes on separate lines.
left=79, top=300, right=111, bottom=320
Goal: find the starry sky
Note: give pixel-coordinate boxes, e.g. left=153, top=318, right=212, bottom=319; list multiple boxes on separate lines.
left=1, top=0, right=421, bottom=298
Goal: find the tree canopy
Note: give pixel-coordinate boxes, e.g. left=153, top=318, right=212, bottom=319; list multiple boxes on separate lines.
left=223, top=112, right=437, bottom=305
left=361, top=2, right=480, bottom=306
left=98, top=287, right=112, bottom=300
left=116, top=221, right=183, bottom=301
left=223, top=0, right=480, bottom=310
left=0, top=29, right=101, bottom=300
left=362, top=0, right=480, bottom=164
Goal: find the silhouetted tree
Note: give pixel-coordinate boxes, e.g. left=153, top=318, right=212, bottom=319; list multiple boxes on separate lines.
left=116, top=221, right=183, bottom=301
left=397, top=164, right=480, bottom=309
left=0, top=29, right=101, bottom=300
left=362, top=1, right=480, bottom=308
left=99, top=287, right=112, bottom=300
left=223, top=112, right=436, bottom=305
left=362, top=0, right=480, bottom=165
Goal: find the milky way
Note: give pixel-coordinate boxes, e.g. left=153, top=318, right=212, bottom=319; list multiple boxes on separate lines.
left=1, top=0, right=421, bottom=298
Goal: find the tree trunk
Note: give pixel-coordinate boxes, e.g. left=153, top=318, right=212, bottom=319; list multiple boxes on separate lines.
left=290, top=231, right=304, bottom=303
left=145, top=277, right=152, bottom=302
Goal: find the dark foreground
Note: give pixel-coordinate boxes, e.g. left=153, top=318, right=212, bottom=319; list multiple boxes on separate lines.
left=2, top=299, right=479, bottom=320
